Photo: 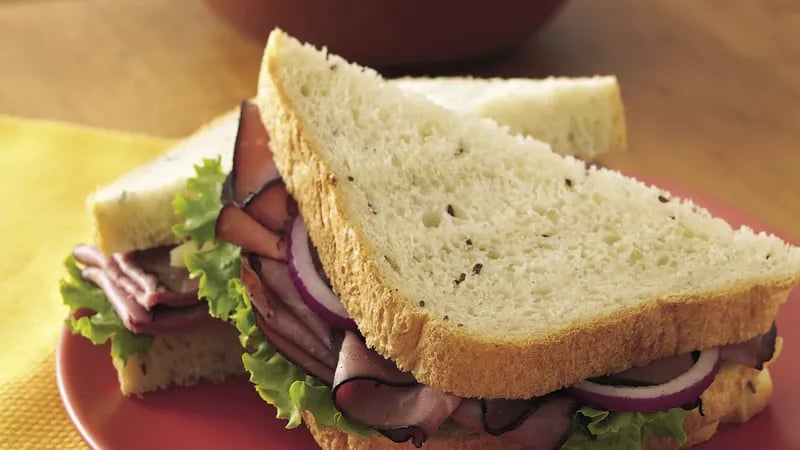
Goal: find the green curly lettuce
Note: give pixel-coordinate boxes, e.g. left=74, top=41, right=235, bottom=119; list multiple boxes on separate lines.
left=60, top=255, right=153, bottom=364
left=560, top=406, right=690, bottom=450
left=173, top=157, right=371, bottom=437
left=172, top=155, right=229, bottom=247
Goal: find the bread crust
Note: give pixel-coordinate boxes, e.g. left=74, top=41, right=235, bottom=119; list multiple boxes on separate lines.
left=303, top=365, right=773, bottom=450
left=607, top=79, right=628, bottom=155
left=258, top=30, right=799, bottom=399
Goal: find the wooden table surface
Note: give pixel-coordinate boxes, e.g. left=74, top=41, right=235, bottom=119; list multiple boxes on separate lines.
left=1, top=0, right=798, bottom=241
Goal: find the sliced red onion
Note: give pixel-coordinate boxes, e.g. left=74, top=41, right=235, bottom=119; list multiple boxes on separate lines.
left=287, top=215, right=356, bottom=330
left=567, top=347, right=721, bottom=412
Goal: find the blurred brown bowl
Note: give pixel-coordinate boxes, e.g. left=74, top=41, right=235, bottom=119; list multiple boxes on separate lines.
left=206, top=0, right=566, bottom=68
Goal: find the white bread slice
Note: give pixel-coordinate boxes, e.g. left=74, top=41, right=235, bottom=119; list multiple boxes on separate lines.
left=112, top=321, right=243, bottom=396
left=256, top=29, right=800, bottom=399
left=395, top=76, right=626, bottom=159
left=304, top=365, right=773, bottom=450
left=89, top=108, right=239, bottom=254
left=91, top=79, right=626, bottom=254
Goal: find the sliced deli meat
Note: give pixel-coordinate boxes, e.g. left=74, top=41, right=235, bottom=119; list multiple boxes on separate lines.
left=74, top=245, right=145, bottom=300
left=597, top=353, right=698, bottom=386
left=498, top=397, right=577, bottom=450
left=450, top=397, right=576, bottom=450
left=483, top=398, right=543, bottom=436
left=241, top=255, right=338, bottom=383
left=80, top=265, right=152, bottom=332
left=72, top=245, right=211, bottom=335
left=216, top=204, right=287, bottom=261
left=243, top=257, right=463, bottom=447
left=255, top=313, right=337, bottom=385
left=111, top=252, right=158, bottom=293
left=719, top=322, right=778, bottom=370
left=131, top=246, right=199, bottom=295
left=74, top=245, right=197, bottom=310
left=243, top=180, right=293, bottom=233
left=251, top=255, right=336, bottom=353
left=333, top=331, right=416, bottom=387
left=231, top=101, right=280, bottom=206
left=332, top=331, right=461, bottom=448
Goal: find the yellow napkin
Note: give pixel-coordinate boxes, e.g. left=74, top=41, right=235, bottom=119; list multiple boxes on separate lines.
left=0, top=116, right=173, bottom=449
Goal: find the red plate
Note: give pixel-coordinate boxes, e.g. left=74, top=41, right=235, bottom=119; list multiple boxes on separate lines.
left=57, top=179, right=800, bottom=450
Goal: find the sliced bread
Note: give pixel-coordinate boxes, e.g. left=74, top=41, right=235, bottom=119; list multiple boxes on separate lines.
left=395, top=75, right=626, bottom=158
left=90, top=108, right=239, bottom=254
left=257, top=29, right=800, bottom=398
left=113, top=321, right=243, bottom=395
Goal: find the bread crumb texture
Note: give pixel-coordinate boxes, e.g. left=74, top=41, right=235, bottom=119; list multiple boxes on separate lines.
left=113, top=323, right=243, bottom=396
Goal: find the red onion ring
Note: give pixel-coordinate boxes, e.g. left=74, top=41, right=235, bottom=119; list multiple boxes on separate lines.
left=567, top=347, right=721, bottom=412
left=287, top=215, right=357, bottom=330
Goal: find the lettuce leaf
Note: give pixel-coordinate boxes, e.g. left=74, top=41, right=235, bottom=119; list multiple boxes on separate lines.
left=174, top=157, right=372, bottom=437
left=172, top=156, right=229, bottom=248
left=60, top=255, right=153, bottom=363
left=560, top=406, right=690, bottom=450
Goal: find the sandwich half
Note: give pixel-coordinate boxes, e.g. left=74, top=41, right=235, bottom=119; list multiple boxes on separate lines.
left=60, top=74, right=628, bottom=396
left=59, top=110, right=245, bottom=395
left=177, top=29, right=800, bottom=449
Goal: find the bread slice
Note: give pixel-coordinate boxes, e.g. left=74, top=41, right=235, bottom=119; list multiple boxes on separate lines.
left=89, top=108, right=239, bottom=254
left=256, top=29, right=800, bottom=399
left=91, top=80, right=626, bottom=254
left=112, top=321, right=243, bottom=395
left=395, top=76, right=626, bottom=159
left=304, top=364, right=773, bottom=450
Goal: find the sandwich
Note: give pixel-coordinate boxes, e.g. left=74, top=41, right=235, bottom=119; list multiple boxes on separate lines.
left=174, top=29, right=800, bottom=450
left=59, top=112, right=246, bottom=395
left=60, top=74, right=628, bottom=395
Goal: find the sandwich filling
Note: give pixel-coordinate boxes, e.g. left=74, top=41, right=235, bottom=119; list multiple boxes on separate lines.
left=70, top=244, right=214, bottom=335
left=61, top=244, right=219, bottom=363
left=60, top=140, right=243, bottom=363
left=182, top=102, right=779, bottom=449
